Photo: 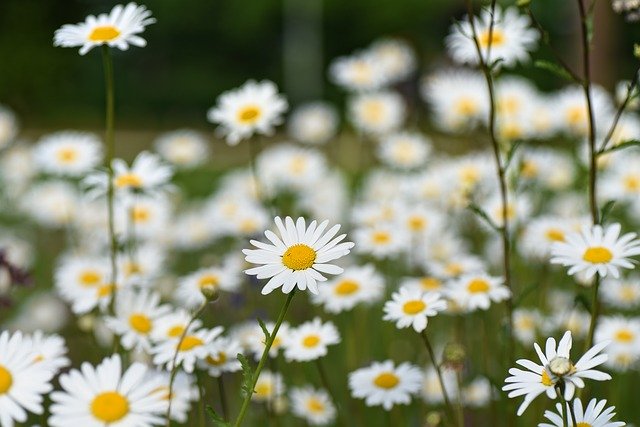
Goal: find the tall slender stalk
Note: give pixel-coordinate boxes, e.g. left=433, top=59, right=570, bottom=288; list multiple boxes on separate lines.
left=233, top=291, right=296, bottom=427
left=315, top=358, right=343, bottom=426
left=218, top=375, right=229, bottom=420
left=420, top=331, right=457, bottom=426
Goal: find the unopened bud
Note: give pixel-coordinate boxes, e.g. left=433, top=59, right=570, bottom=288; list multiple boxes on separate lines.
left=77, top=314, right=95, bottom=332
left=425, top=411, right=442, bottom=426
left=201, top=285, right=220, bottom=302
left=548, top=356, right=573, bottom=376
left=634, top=44, right=640, bottom=59
left=442, top=342, right=466, bottom=370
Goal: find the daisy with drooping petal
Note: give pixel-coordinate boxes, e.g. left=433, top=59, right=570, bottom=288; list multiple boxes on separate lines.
left=311, top=264, right=385, bottom=313
left=283, top=317, right=340, bottom=362
left=53, top=2, right=155, bottom=55
left=540, top=398, right=625, bottom=427
left=503, top=330, right=611, bottom=416
left=49, top=354, right=166, bottom=427
left=207, top=80, right=288, bottom=145
left=243, top=216, right=355, bottom=295
left=551, top=223, right=640, bottom=279
left=33, top=131, right=103, bottom=177
left=151, top=327, right=222, bottom=373
left=447, top=273, right=510, bottom=312
left=349, top=360, right=423, bottom=411
left=383, top=287, right=447, bottom=333
left=290, top=386, right=336, bottom=426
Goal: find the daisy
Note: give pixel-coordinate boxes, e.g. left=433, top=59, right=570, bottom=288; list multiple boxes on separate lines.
left=400, top=276, right=445, bottom=294
left=25, top=331, right=70, bottom=375
left=447, top=273, right=510, bottom=311
left=463, top=377, right=493, bottom=408
left=311, top=264, right=385, bottom=313
left=199, top=336, right=242, bottom=377
left=54, top=2, right=155, bottom=55
left=288, top=102, right=339, bottom=145
left=145, top=371, right=198, bottom=423
left=283, top=317, right=340, bottom=362
left=176, top=265, right=240, bottom=309
left=503, top=330, right=611, bottom=416
left=349, top=360, right=423, bottom=410
left=421, top=366, right=458, bottom=405
left=256, top=144, right=328, bottom=193
left=368, top=38, right=417, bottom=85
left=290, top=386, right=336, bottom=426
left=150, top=310, right=202, bottom=343
left=246, top=322, right=291, bottom=360
left=21, top=181, right=80, bottom=228
left=540, top=398, right=625, bottom=427
left=0, top=331, right=54, bottom=427
left=383, top=287, right=447, bottom=333
left=7, top=291, right=69, bottom=334
left=115, top=195, right=171, bottom=241
left=348, top=91, right=406, bottom=135
left=595, top=316, right=640, bottom=371
left=329, top=52, right=387, bottom=92
left=428, top=254, right=485, bottom=280
left=0, top=105, right=18, bottom=150
left=353, top=223, right=409, bottom=259
left=520, top=216, right=580, bottom=260
left=151, top=327, right=222, bottom=373
left=376, top=132, right=432, bottom=171
left=252, top=370, right=285, bottom=403
left=446, top=6, right=538, bottom=68
left=243, top=216, right=355, bottom=295
left=49, top=354, right=166, bottom=427
left=32, top=131, right=103, bottom=177
left=600, top=276, right=640, bottom=309
left=551, top=223, right=640, bottom=279
left=207, top=80, right=288, bottom=145
left=153, top=129, right=210, bottom=168
left=554, top=86, right=614, bottom=138
left=513, top=309, right=542, bottom=345
left=54, top=255, right=112, bottom=314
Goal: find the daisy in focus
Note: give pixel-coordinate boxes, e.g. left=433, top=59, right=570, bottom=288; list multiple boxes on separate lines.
left=283, top=317, right=340, bottom=362
left=243, top=216, right=355, bottom=295
left=152, top=327, right=222, bottom=373
left=53, top=2, right=155, bottom=55
left=383, top=287, right=447, bottom=333
left=551, top=223, right=640, bottom=279
left=349, top=360, right=423, bottom=410
left=207, top=80, right=288, bottom=145
left=540, top=398, right=625, bottom=427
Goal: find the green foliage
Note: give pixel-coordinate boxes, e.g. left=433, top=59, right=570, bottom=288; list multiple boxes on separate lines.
left=534, top=60, right=573, bottom=82
left=467, top=203, right=502, bottom=233
left=237, top=353, right=254, bottom=399
left=257, top=318, right=271, bottom=343
left=599, top=139, right=640, bottom=155
left=206, top=406, right=231, bottom=427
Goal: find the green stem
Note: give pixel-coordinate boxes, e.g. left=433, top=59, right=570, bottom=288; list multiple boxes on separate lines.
left=233, top=291, right=296, bottom=427
left=218, top=375, right=229, bottom=421
left=556, top=387, right=569, bottom=427
left=315, top=358, right=343, bottom=426
left=568, top=397, right=578, bottom=427
left=196, top=371, right=206, bottom=427
left=420, top=331, right=457, bottom=426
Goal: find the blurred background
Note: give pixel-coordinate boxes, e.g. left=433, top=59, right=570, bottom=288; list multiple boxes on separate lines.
left=0, top=0, right=638, bottom=132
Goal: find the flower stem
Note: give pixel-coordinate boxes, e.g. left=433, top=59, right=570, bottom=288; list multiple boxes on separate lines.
left=420, top=331, right=457, bottom=426
left=315, top=358, right=343, bottom=426
left=233, top=291, right=296, bottom=427
left=218, top=375, right=229, bottom=421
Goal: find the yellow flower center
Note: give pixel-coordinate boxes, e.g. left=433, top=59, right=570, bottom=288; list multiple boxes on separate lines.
left=198, top=274, right=219, bottom=289
left=307, top=397, right=325, bottom=413
left=167, top=325, right=185, bottom=338
left=467, top=279, right=490, bottom=294
left=479, top=29, right=505, bottom=48
left=499, top=97, right=520, bottom=115
left=56, top=148, right=78, bottom=164
left=0, top=365, right=13, bottom=395
left=90, top=391, right=129, bottom=422
left=362, top=101, right=384, bottom=122
left=129, top=313, right=152, bottom=334
left=302, top=335, right=321, bottom=348
left=373, top=372, right=399, bottom=389
left=520, top=160, right=538, bottom=178
left=88, top=26, right=121, bottom=42
left=372, top=231, right=391, bottom=244
left=255, top=382, right=272, bottom=397
left=237, top=105, right=262, bottom=124
left=445, top=262, right=464, bottom=276
left=408, top=216, right=427, bottom=231
left=289, top=156, right=307, bottom=174
left=115, top=173, right=143, bottom=189
left=620, top=286, right=637, bottom=301
left=97, top=284, right=115, bottom=297
left=124, top=262, right=142, bottom=276
left=420, top=277, right=441, bottom=290
left=131, top=206, right=150, bottom=223
left=178, top=336, right=203, bottom=352
left=615, top=329, right=634, bottom=343
left=335, top=280, right=359, bottom=295
left=455, top=98, right=478, bottom=116
left=540, top=369, right=554, bottom=387
left=566, top=106, right=586, bottom=126
left=545, top=228, right=565, bottom=242
left=206, top=352, right=227, bottom=366
left=624, top=175, right=640, bottom=191
left=402, top=300, right=426, bottom=314
left=282, top=244, right=316, bottom=271
left=79, top=270, right=102, bottom=287
left=582, top=246, right=613, bottom=264
left=576, top=423, right=591, bottom=427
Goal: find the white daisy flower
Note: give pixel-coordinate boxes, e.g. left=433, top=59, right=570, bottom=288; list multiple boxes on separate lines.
left=503, top=330, right=611, bottom=416
left=54, top=255, right=113, bottom=315
left=540, top=398, right=625, bottom=427
left=428, top=254, right=485, bottom=280
left=145, top=371, right=198, bottom=423
left=377, top=132, right=431, bottom=171
left=21, top=181, right=80, bottom=228
left=25, top=331, right=70, bottom=375
left=198, top=336, right=242, bottom=377
left=447, top=273, right=510, bottom=312
left=513, top=309, right=542, bottom=345
left=520, top=216, right=581, bottom=261
left=349, top=360, right=423, bottom=411
left=32, top=131, right=102, bottom=177
left=53, top=2, right=155, bottom=55
left=383, top=287, right=447, bottom=333
left=0, top=331, right=54, bottom=427
left=311, top=264, right=384, bottom=313
left=49, top=354, right=166, bottom=427
left=551, top=223, right=640, bottom=279
left=353, top=223, right=409, bottom=259
left=152, top=327, right=222, bottom=373
left=153, top=129, right=210, bottom=168
left=176, top=265, right=240, bottom=310
left=421, top=366, right=458, bottom=405
left=348, top=91, right=406, bottom=135
left=329, top=52, right=387, bottom=92
left=150, top=310, right=202, bottom=343
left=256, top=143, right=328, bottom=193
left=463, top=377, right=493, bottom=408
left=400, top=276, right=445, bottom=294
left=368, top=38, right=417, bottom=85
left=243, top=216, right=355, bottom=295
left=283, top=317, right=340, bottom=362
left=600, top=276, right=640, bottom=309
left=595, top=315, right=640, bottom=371
left=246, top=321, right=291, bottom=360
left=7, top=292, right=69, bottom=334
left=288, top=102, right=339, bottom=145
left=290, top=386, right=336, bottom=426
left=554, top=86, right=614, bottom=138
left=207, top=80, right=288, bottom=145
left=252, top=370, right=285, bottom=403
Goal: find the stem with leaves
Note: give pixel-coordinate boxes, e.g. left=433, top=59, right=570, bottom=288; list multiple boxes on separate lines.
left=420, top=331, right=457, bottom=426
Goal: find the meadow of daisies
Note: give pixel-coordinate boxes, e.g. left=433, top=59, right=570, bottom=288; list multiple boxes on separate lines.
left=3, top=1, right=640, bottom=426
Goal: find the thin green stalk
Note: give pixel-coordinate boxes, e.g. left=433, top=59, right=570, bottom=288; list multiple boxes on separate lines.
left=556, top=386, right=570, bottom=427
left=568, top=397, right=578, bottom=427
left=315, top=358, right=343, bottom=426
left=233, top=291, right=296, bottom=427
left=196, top=371, right=206, bottom=427
left=598, top=68, right=640, bottom=153
left=420, top=331, right=457, bottom=427
left=218, top=375, right=229, bottom=420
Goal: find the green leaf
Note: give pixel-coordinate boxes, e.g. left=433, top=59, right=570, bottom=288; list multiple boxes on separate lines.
left=516, top=0, right=531, bottom=7
left=600, top=200, right=616, bottom=223
left=504, top=140, right=522, bottom=171
left=599, top=139, right=640, bottom=155
left=534, top=60, right=572, bottom=82
left=206, top=405, right=231, bottom=427
left=467, top=203, right=502, bottom=233
left=257, top=318, right=270, bottom=343
left=238, top=353, right=254, bottom=399
left=513, top=282, right=538, bottom=307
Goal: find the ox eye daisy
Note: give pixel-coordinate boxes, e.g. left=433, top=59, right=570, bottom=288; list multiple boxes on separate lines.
left=176, top=266, right=240, bottom=310
left=540, top=398, right=625, bottom=427
left=151, top=327, right=222, bottom=373
left=383, top=287, right=447, bottom=333
left=290, top=386, right=337, bottom=426
left=349, top=360, right=423, bottom=411
left=311, top=264, right=384, bottom=313
left=199, top=336, right=243, bottom=377
left=53, top=2, right=155, bottom=55
left=243, top=216, right=354, bottom=295
left=153, top=129, right=210, bottom=168
left=33, top=131, right=103, bottom=177
left=283, top=317, right=340, bottom=362
left=551, top=223, right=640, bottom=279
left=447, top=273, right=510, bottom=312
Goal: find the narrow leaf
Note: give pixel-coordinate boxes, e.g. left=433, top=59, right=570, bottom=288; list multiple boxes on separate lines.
left=504, top=140, right=522, bottom=171
left=206, top=405, right=231, bottom=427
left=257, top=318, right=270, bottom=343
left=599, top=139, right=640, bottom=155
left=237, top=353, right=254, bottom=399
left=600, top=200, right=616, bottom=223
left=534, top=60, right=572, bottom=82
left=467, top=203, right=501, bottom=232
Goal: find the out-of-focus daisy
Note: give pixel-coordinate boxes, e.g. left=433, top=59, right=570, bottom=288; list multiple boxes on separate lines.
left=54, top=255, right=114, bottom=314
left=595, top=315, right=640, bottom=371
left=353, top=223, right=409, bottom=259
left=377, top=132, right=431, bottom=171
left=33, top=131, right=102, bottom=177
left=252, top=370, right=285, bottom=403
left=428, top=254, right=485, bottom=280
left=400, top=276, right=445, bottom=294
left=368, top=38, right=416, bottom=84
left=288, top=102, right=339, bottom=145
left=246, top=321, right=291, bottom=360
left=26, top=331, right=70, bottom=375
left=503, top=330, right=611, bottom=416
left=283, top=317, right=340, bottom=362
left=0, top=105, right=18, bottom=150
left=53, top=2, right=155, bottom=55
left=551, top=223, right=640, bottom=279
left=520, top=216, right=580, bottom=260
left=348, top=91, right=405, bottom=135
left=146, top=371, right=197, bottom=424
left=463, top=377, right=493, bottom=408
left=115, top=195, right=171, bottom=240
left=176, top=265, right=240, bottom=309
left=329, top=52, right=386, bottom=92
left=421, top=366, right=458, bottom=405
left=383, top=287, right=447, bottom=333
left=199, top=336, right=242, bottom=377
left=49, top=354, right=166, bottom=427
left=446, top=7, right=538, bottom=68
left=243, top=216, right=354, bottom=295
left=349, top=360, right=423, bottom=410
left=554, top=86, right=614, bottom=138
left=152, top=327, right=222, bottom=373
left=290, top=386, right=336, bottom=426
left=312, top=264, right=384, bottom=313
left=513, top=309, right=542, bottom=345
left=600, top=276, right=640, bottom=309
left=447, top=273, right=510, bottom=311
left=0, top=331, right=54, bottom=427
left=540, top=398, right=625, bottom=427
left=153, top=129, right=210, bottom=168
left=256, top=143, right=328, bottom=193
left=21, top=181, right=80, bottom=228
left=150, top=310, right=202, bottom=343
left=7, top=292, right=69, bottom=334
left=117, top=244, right=166, bottom=287
left=207, top=80, right=288, bottom=145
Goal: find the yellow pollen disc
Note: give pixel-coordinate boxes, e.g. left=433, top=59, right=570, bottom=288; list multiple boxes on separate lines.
left=178, top=336, right=203, bottom=352
left=624, top=175, right=640, bottom=191
left=167, top=325, right=185, bottom=338
left=282, top=244, right=317, bottom=271
left=372, top=231, right=391, bottom=244
left=289, top=156, right=307, bottom=174
left=239, top=219, right=258, bottom=233
left=88, top=26, right=121, bottom=42
left=33, top=354, right=45, bottom=362
left=255, top=382, right=272, bottom=396
left=237, top=105, right=262, bottom=124
left=150, top=386, right=171, bottom=400
left=206, top=352, right=227, bottom=366
left=467, top=279, right=490, bottom=294
left=129, top=313, right=152, bottom=334
left=97, top=284, right=115, bottom=297
left=455, top=98, right=478, bottom=116
left=520, top=160, right=538, bottom=178
left=115, top=173, right=143, bottom=189
left=131, top=206, right=150, bottom=223
left=90, top=391, right=129, bottom=422
left=566, top=107, right=585, bottom=126
left=576, top=423, right=592, bottom=427
left=352, top=62, right=372, bottom=84
left=198, top=274, right=219, bottom=289
left=445, top=263, right=464, bottom=276
left=272, top=337, right=282, bottom=348
left=499, top=97, right=520, bottom=115
left=540, top=369, right=554, bottom=387
left=307, top=397, right=325, bottom=413
left=373, top=372, right=399, bottom=389
left=362, top=101, right=383, bottom=122
left=615, top=329, right=634, bottom=343
left=79, top=270, right=102, bottom=287
left=0, top=365, right=13, bottom=395
left=302, top=335, right=321, bottom=348
left=402, top=300, right=426, bottom=315
left=545, top=228, right=565, bottom=242
left=335, top=280, right=359, bottom=295
left=582, top=246, right=613, bottom=264
left=125, top=263, right=141, bottom=276
left=420, top=277, right=441, bottom=290
left=459, top=166, right=480, bottom=184
left=479, top=29, right=505, bottom=48
left=56, top=148, right=78, bottom=163
left=408, top=216, right=427, bottom=231
left=620, top=287, right=637, bottom=301
left=500, top=123, right=522, bottom=140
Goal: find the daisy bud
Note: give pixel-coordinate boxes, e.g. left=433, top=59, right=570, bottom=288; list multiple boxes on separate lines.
left=442, top=342, right=466, bottom=370
left=425, top=411, right=443, bottom=426
left=634, top=43, right=640, bottom=59
left=77, top=314, right=95, bottom=332
left=200, top=284, right=220, bottom=302
left=548, top=356, right=573, bottom=376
